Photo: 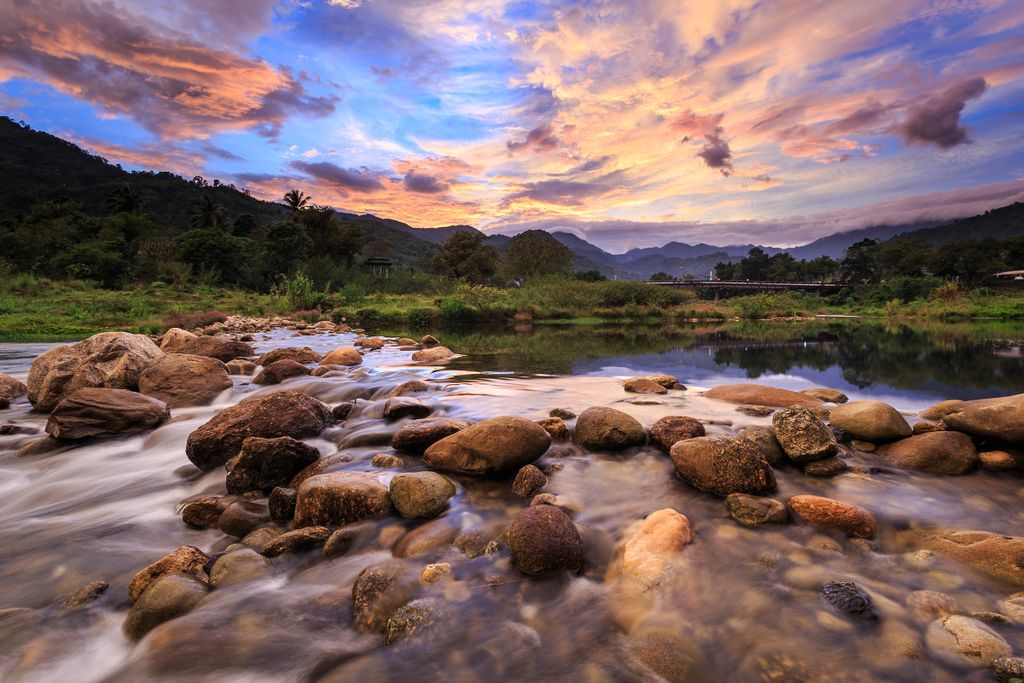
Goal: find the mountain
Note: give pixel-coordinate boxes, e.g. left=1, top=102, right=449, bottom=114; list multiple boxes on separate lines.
left=897, top=202, right=1024, bottom=246
left=786, top=220, right=943, bottom=260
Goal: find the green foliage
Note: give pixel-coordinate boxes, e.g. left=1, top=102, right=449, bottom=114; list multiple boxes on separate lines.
left=504, top=230, right=572, bottom=279
left=263, top=220, right=313, bottom=277
left=730, top=293, right=811, bottom=318
left=574, top=269, right=607, bottom=282
left=650, top=271, right=674, bottom=281
left=278, top=270, right=328, bottom=310
left=438, top=231, right=498, bottom=284
left=438, top=295, right=475, bottom=321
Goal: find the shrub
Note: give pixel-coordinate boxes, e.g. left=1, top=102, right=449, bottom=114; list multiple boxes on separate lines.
left=929, top=281, right=961, bottom=302
left=883, top=299, right=903, bottom=317
left=163, top=309, right=228, bottom=330
left=278, top=270, right=328, bottom=310
left=438, top=296, right=475, bottom=321
left=290, top=308, right=321, bottom=322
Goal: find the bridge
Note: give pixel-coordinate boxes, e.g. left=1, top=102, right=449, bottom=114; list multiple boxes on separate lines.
left=644, top=279, right=851, bottom=292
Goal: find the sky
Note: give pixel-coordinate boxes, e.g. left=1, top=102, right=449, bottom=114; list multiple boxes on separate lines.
left=1, top=0, right=1023, bottom=251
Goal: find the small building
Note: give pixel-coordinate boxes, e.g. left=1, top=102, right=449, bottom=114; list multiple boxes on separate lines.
left=364, top=256, right=394, bottom=278
left=994, top=270, right=1024, bottom=280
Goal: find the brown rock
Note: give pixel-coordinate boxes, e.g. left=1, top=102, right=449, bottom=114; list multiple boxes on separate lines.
left=913, top=420, right=946, bottom=434
left=393, top=517, right=458, bottom=558
left=253, top=359, right=311, bottom=385
left=352, top=561, right=419, bottom=633
left=208, top=549, right=270, bottom=587
left=225, top=435, right=320, bottom=493
left=323, top=521, right=375, bottom=558
left=321, top=346, right=362, bottom=366
left=670, top=435, right=776, bottom=496
left=420, top=335, right=439, bottom=346
left=389, top=472, right=455, bottom=519
left=829, top=400, right=911, bottom=442
left=740, top=427, right=785, bottom=465
left=180, top=495, right=236, bottom=529
left=574, top=406, right=646, bottom=451
left=218, top=500, right=270, bottom=537
left=649, top=416, right=705, bottom=452
left=536, top=416, right=570, bottom=441
left=28, top=331, right=164, bottom=411
left=255, top=346, right=322, bottom=366
left=185, top=391, right=332, bottom=470
left=139, top=353, right=232, bottom=407
left=160, top=328, right=253, bottom=362
left=787, top=494, right=875, bottom=538
left=771, top=406, right=837, bottom=462
left=703, top=383, right=824, bottom=409
left=800, top=387, right=848, bottom=403
left=383, top=396, right=432, bottom=420
left=62, top=580, right=109, bottom=609
left=0, top=373, right=27, bottom=407
left=356, top=337, right=385, bottom=349
left=803, top=456, right=848, bottom=477
left=225, top=359, right=256, bottom=376
left=941, top=393, right=1024, bottom=443
left=510, top=464, right=547, bottom=498
left=423, top=416, right=551, bottom=475
left=371, top=453, right=406, bottom=468
left=736, top=405, right=774, bottom=417
left=980, top=450, right=1017, bottom=471
left=897, top=528, right=1024, bottom=586
left=919, top=399, right=963, bottom=421
left=608, top=508, right=693, bottom=587
left=268, top=486, right=297, bottom=521
left=726, top=493, right=788, bottom=527
left=550, top=408, right=576, bottom=420
left=128, top=545, right=209, bottom=602
left=122, top=574, right=207, bottom=640
left=261, top=526, right=331, bottom=557
left=875, top=431, right=978, bottom=474
left=332, top=402, right=354, bottom=421
left=627, top=626, right=707, bottom=683
left=392, top=417, right=471, bottom=452
left=45, top=388, right=169, bottom=440
left=411, top=345, right=456, bottom=362
left=624, top=378, right=668, bottom=394
left=926, top=615, right=1011, bottom=666
left=507, top=504, right=584, bottom=575
left=293, top=472, right=391, bottom=527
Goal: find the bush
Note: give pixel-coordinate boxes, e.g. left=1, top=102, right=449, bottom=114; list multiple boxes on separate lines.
left=278, top=270, right=328, bottom=310
left=290, top=308, right=321, bottom=322
left=438, top=296, right=475, bottom=321
left=929, top=281, right=961, bottom=302
left=163, top=309, right=228, bottom=330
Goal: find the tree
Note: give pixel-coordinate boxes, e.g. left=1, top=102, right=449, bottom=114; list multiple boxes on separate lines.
left=176, top=228, right=257, bottom=284
left=739, top=247, right=771, bottom=280
left=189, top=193, right=227, bottom=230
left=439, top=231, right=498, bottom=284
left=106, top=184, right=142, bottom=214
left=650, top=271, right=674, bottom=281
left=264, top=220, right=313, bottom=276
left=575, top=269, right=607, bottom=282
left=504, top=230, right=572, bottom=279
left=232, top=213, right=257, bottom=237
left=283, top=189, right=310, bottom=214
left=841, top=239, right=880, bottom=283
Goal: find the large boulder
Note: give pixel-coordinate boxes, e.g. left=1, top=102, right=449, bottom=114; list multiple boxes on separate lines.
left=739, top=427, right=785, bottom=465
left=253, top=359, right=311, bottom=385
left=926, top=615, right=1011, bottom=667
left=0, top=373, right=27, bottom=408
left=787, top=494, right=875, bottom=538
left=829, top=400, right=911, bottom=442
left=703, top=383, right=823, bottom=409
left=771, top=406, right=837, bottom=462
left=138, top=353, right=232, bottom=408
left=896, top=528, right=1024, bottom=586
left=28, top=331, right=164, bottom=411
left=423, top=416, right=550, bottom=475
left=292, top=472, right=391, bottom=527
left=185, top=391, right=332, bottom=470
left=128, top=545, right=210, bottom=602
left=383, top=397, right=432, bottom=420
left=941, top=394, right=1024, bottom=443
left=507, top=505, right=584, bottom=575
left=255, top=346, right=322, bottom=366
left=919, top=399, right=964, bottom=421
left=574, top=407, right=646, bottom=451
left=390, top=472, right=456, bottom=519
left=392, top=418, right=471, bottom=453
left=649, top=416, right=705, bottom=452
left=875, top=431, right=978, bottom=474
left=122, top=574, right=207, bottom=640
left=160, top=328, right=253, bottom=362
left=669, top=435, right=776, bottom=496
left=320, top=346, right=362, bottom=366
left=411, top=346, right=456, bottom=362
left=608, top=508, right=693, bottom=588
left=46, top=388, right=170, bottom=440
left=225, top=436, right=321, bottom=494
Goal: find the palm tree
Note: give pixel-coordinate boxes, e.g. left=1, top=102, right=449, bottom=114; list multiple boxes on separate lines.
left=283, top=189, right=310, bottom=214
left=107, top=183, right=142, bottom=213
left=189, top=193, right=227, bottom=230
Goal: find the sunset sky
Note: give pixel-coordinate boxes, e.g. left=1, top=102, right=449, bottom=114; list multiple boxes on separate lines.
left=1, top=0, right=1023, bottom=250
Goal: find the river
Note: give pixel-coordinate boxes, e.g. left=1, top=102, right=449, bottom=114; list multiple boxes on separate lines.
left=1, top=319, right=1022, bottom=682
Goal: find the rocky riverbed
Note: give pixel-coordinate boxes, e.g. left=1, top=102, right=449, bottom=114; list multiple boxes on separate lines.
left=1, top=317, right=1024, bottom=682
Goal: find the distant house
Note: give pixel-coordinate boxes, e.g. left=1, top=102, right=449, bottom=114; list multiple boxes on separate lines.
left=994, top=270, right=1024, bottom=280
left=364, top=256, right=394, bottom=278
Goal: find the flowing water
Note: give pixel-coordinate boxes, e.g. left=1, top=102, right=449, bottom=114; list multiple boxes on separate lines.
left=1, top=320, right=1023, bottom=682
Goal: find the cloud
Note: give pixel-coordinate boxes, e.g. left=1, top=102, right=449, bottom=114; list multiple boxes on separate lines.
left=403, top=171, right=449, bottom=194
left=507, top=123, right=560, bottom=153
left=671, top=111, right=733, bottom=175
left=503, top=179, right=609, bottom=206
left=897, top=77, right=988, bottom=148
left=290, top=161, right=387, bottom=192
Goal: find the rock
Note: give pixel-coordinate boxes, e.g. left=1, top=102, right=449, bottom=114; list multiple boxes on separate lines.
left=920, top=399, right=964, bottom=421
left=356, top=337, right=385, bottom=349
left=994, top=657, right=1024, bottom=683
left=180, top=495, right=236, bottom=529
left=536, top=417, right=570, bottom=441
left=926, top=615, right=1011, bottom=666
left=45, top=388, right=169, bottom=440
left=649, top=416, right=705, bottom=452
left=609, top=508, right=693, bottom=587
left=740, top=427, right=786, bottom=465
left=352, top=561, right=419, bottom=633
left=981, top=451, right=1017, bottom=471
left=411, top=346, right=455, bottom=362
left=387, top=380, right=429, bottom=397
left=393, top=517, right=458, bottom=558
left=828, top=400, right=911, bottom=442
left=850, top=439, right=876, bottom=452
left=0, top=373, right=27, bottom=407
left=800, top=388, right=848, bottom=403
left=371, top=453, right=405, bottom=468
left=160, top=328, right=253, bottom=362
left=218, top=500, right=270, bottom=537
left=320, top=346, right=362, bottom=366
left=624, top=378, right=667, bottom=394
left=239, top=524, right=286, bottom=554
left=822, top=580, right=876, bottom=621
left=225, top=435, right=320, bottom=494
left=726, top=493, right=788, bottom=527
left=209, top=549, right=270, bottom=587
left=261, top=526, right=331, bottom=557
left=128, top=546, right=210, bottom=602
left=704, top=383, right=824, bottom=409
left=225, top=359, right=256, bottom=376
left=941, top=393, right=1024, bottom=443
left=28, top=331, right=165, bottom=411
left=383, top=396, right=432, bottom=420
left=896, top=529, right=1024, bottom=586
left=389, top=472, right=456, bottom=519
left=574, top=407, right=646, bottom=451
left=771, top=406, right=837, bottom=462
left=736, top=405, right=774, bottom=417
left=323, top=522, right=375, bottom=559
left=420, top=563, right=452, bottom=585
left=875, top=431, right=978, bottom=474
left=803, top=456, right=848, bottom=477
left=62, top=580, right=109, bottom=609
left=550, top=408, right=576, bottom=420
left=627, top=626, right=707, bottom=683
left=122, top=574, right=207, bottom=640
left=293, top=472, right=391, bottom=527
left=268, top=486, right=297, bottom=521
left=253, top=359, right=311, bottom=385
left=185, top=391, right=332, bottom=470
left=423, top=416, right=551, bottom=475
left=392, top=417, right=471, bottom=453
left=332, top=402, right=354, bottom=421
left=669, top=435, right=776, bottom=496
left=506, top=505, right=584, bottom=575
left=907, top=590, right=959, bottom=620
left=137, top=353, right=231, bottom=408
left=384, top=597, right=447, bottom=646
left=510, top=464, right=547, bottom=498
left=420, top=335, right=439, bottom=346
left=255, top=346, right=322, bottom=366
left=530, top=493, right=579, bottom=514
left=787, top=494, right=875, bottom=538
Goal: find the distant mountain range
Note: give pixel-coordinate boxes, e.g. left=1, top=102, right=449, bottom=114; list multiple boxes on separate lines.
left=2, top=115, right=1021, bottom=279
